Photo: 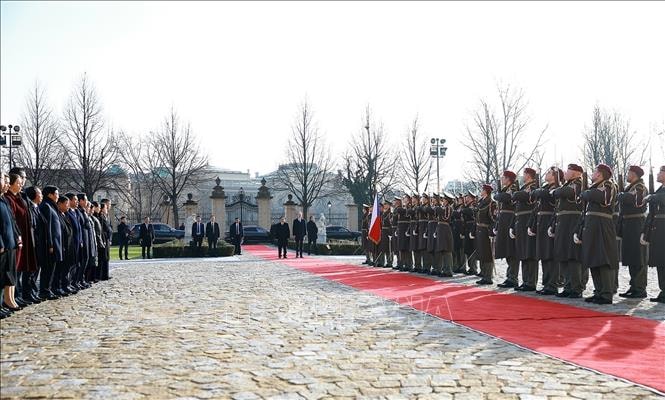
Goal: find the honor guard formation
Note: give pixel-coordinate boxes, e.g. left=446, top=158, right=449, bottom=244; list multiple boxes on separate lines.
left=359, top=164, right=665, bottom=306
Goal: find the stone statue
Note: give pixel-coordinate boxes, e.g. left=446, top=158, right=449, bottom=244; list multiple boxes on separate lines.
left=317, top=213, right=327, bottom=243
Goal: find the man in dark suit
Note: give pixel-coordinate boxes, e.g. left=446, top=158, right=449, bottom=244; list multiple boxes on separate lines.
left=274, top=216, right=290, bottom=258
left=56, top=196, right=75, bottom=296
left=191, top=215, right=205, bottom=256
left=98, top=202, right=112, bottom=280
left=38, top=186, right=62, bottom=300
left=117, top=216, right=129, bottom=260
left=139, top=217, right=155, bottom=259
left=292, top=212, right=306, bottom=258
left=206, top=216, right=220, bottom=251
left=306, top=216, right=318, bottom=255
left=229, top=217, right=243, bottom=255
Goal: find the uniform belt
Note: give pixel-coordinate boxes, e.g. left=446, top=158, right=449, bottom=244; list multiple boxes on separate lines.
left=622, top=213, right=646, bottom=219
left=398, top=221, right=409, bottom=224
left=515, top=211, right=532, bottom=216
left=655, top=215, right=665, bottom=219
left=537, top=211, right=554, bottom=216
left=382, top=227, right=392, bottom=230
left=419, top=220, right=428, bottom=223
left=437, top=221, right=450, bottom=225
left=476, top=223, right=490, bottom=228
left=586, top=211, right=613, bottom=219
left=557, top=211, right=582, bottom=216
left=499, top=210, right=515, bottom=214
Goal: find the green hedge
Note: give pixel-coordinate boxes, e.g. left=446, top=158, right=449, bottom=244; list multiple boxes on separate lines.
left=152, top=239, right=235, bottom=258
left=282, top=239, right=362, bottom=256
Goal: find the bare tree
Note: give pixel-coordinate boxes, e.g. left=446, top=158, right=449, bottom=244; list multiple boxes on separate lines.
left=275, top=100, right=337, bottom=218
left=340, top=106, right=399, bottom=221
left=400, top=115, right=432, bottom=193
left=62, top=74, right=118, bottom=197
left=15, top=81, right=65, bottom=187
left=113, top=131, right=162, bottom=222
left=582, top=105, right=645, bottom=175
left=147, top=107, right=208, bottom=227
left=462, top=84, right=546, bottom=186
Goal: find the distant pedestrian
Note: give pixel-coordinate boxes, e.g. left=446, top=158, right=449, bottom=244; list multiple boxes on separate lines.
left=117, top=216, right=129, bottom=260
left=306, top=216, right=318, bottom=255
left=229, top=218, right=243, bottom=255
left=292, top=212, right=306, bottom=258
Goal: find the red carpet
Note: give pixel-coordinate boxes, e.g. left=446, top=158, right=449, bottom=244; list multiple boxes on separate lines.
left=245, top=245, right=665, bottom=393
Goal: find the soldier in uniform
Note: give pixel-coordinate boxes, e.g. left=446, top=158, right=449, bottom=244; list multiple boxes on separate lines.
left=494, top=170, right=520, bottom=288
left=423, top=194, right=436, bottom=274
left=461, top=191, right=478, bottom=275
left=529, top=167, right=562, bottom=295
left=361, top=204, right=371, bottom=265
left=512, top=168, right=539, bottom=292
left=409, top=195, right=421, bottom=272
left=414, top=194, right=428, bottom=273
left=397, top=195, right=412, bottom=271
left=435, top=193, right=455, bottom=277
left=550, top=164, right=586, bottom=298
left=473, top=184, right=496, bottom=284
left=451, top=194, right=465, bottom=273
left=641, top=166, right=665, bottom=303
left=575, top=163, right=619, bottom=305
left=390, top=197, right=401, bottom=268
left=376, top=200, right=393, bottom=268
left=617, top=166, right=649, bottom=298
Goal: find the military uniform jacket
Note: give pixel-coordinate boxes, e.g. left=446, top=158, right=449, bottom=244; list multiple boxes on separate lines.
left=425, top=205, right=437, bottom=252
left=475, top=196, right=495, bottom=262
left=379, top=211, right=392, bottom=253
left=511, top=182, right=538, bottom=261
left=579, top=180, right=619, bottom=269
left=643, top=185, right=665, bottom=267
left=618, top=179, right=648, bottom=266
left=493, top=183, right=518, bottom=259
left=451, top=206, right=464, bottom=249
left=530, top=183, right=558, bottom=261
left=461, top=204, right=476, bottom=256
left=551, top=178, right=583, bottom=262
left=417, top=205, right=429, bottom=250
left=395, top=206, right=410, bottom=252
left=408, top=206, right=419, bottom=251
left=361, top=212, right=370, bottom=251
left=435, top=205, right=454, bottom=253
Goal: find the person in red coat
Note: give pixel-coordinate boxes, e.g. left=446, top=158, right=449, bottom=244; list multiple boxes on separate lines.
left=5, top=170, right=38, bottom=307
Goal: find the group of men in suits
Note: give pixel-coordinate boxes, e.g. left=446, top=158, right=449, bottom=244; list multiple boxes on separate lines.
left=270, top=212, right=319, bottom=258
left=1, top=167, right=113, bottom=320
left=190, top=215, right=222, bottom=255
left=361, top=163, right=665, bottom=305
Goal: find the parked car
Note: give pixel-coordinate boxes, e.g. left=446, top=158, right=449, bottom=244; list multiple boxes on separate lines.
left=128, top=223, right=185, bottom=244
left=326, top=225, right=362, bottom=242
left=224, top=225, right=271, bottom=243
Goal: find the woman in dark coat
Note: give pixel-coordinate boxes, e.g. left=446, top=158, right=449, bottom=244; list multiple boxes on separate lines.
left=1, top=172, right=21, bottom=312
left=306, top=216, right=318, bottom=255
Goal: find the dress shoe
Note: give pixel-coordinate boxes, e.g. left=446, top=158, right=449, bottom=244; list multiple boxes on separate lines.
left=497, top=281, right=517, bottom=288
left=537, top=289, right=557, bottom=296
left=593, top=297, right=613, bottom=305
left=55, top=289, right=69, bottom=297
left=278, top=255, right=282, bottom=259
left=2, top=302, right=21, bottom=311
left=556, top=291, right=572, bottom=298
left=476, top=279, right=493, bottom=285
left=15, top=298, right=29, bottom=307
left=441, top=272, right=453, bottom=277
left=283, top=255, right=288, bottom=258
left=626, top=292, right=647, bottom=299
left=463, top=270, right=475, bottom=275
left=618, top=291, right=633, bottom=298
left=584, top=295, right=599, bottom=303
left=568, top=293, right=582, bottom=298
left=29, top=294, right=43, bottom=303
left=521, top=286, right=536, bottom=292
left=650, top=297, right=665, bottom=303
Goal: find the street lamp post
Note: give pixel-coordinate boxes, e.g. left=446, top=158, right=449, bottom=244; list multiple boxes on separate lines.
left=0, top=124, right=21, bottom=170
left=327, top=201, right=332, bottom=223
left=238, top=187, right=245, bottom=225
left=430, top=138, right=448, bottom=193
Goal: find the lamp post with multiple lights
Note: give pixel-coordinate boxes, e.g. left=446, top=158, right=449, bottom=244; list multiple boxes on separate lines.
left=0, top=124, right=21, bottom=170
left=430, top=138, right=448, bottom=194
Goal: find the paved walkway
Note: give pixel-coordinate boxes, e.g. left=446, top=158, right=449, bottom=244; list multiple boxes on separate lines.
left=1, top=252, right=663, bottom=399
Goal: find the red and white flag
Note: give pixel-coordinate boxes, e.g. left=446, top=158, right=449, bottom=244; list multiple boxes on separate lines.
left=368, top=193, right=382, bottom=244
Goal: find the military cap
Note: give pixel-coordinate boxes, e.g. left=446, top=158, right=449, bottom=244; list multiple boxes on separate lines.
left=421, top=193, right=429, bottom=198
left=393, top=196, right=402, bottom=201
left=524, top=167, right=537, bottom=177
left=550, top=166, right=564, bottom=182
left=382, top=199, right=392, bottom=205
left=502, top=170, right=516, bottom=181
left=403, top=193, right=412, bottom=199
left=362, top=203, right=371, bottom=208
left=567, top=163, right=584, bottom=173
left=481, top=184, right=493, bottom=194
left=443, top=191, right=455, bottom=200
left=629, top=165, right=644, bottom=177
left=596, top=163, right=613, bottom=177
left=466, top=190, right=478, bottom=198
left=661, top=166, right=665, bottom=172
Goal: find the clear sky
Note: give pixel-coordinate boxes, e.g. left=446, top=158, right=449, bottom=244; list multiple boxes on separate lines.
left=2, top=1, right=664, bottom=183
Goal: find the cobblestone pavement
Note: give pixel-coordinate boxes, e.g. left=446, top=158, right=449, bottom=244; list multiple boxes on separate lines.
left=1, top=253, right=663, bottom=399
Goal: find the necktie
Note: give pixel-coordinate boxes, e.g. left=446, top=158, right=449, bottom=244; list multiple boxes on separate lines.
left=236, top=224, right=239, bottom=234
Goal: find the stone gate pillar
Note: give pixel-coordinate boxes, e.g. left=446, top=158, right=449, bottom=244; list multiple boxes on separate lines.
left=183, top=193, right=199, bottom=239
left=210, top=177, right=227, bottom=232
left=256, top=178, right=272, bottom=230
left=346, top=203, right=359, bottom=231
left=160, top=195, right=173, bottom=227
left=284, top=194, right=297, bottom=226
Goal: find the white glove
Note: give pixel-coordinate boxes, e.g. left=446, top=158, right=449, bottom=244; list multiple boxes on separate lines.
left=433, top=233, right=437, bottom=239
left=573, top=233, right=582, bottom=245
left=527, top=227, right=536, bottom=237
left=405, top=232, right=410, bottom=237
left=640, top=233, right=649, bottom=246
left=493, top=228, right=498, bottom=236
left=547, top=227, right=555, bottom=238
left=413, top=230, right=417, bottom=235
left=460, top=234, right=465, bottom=239
left=469, top=233, right=475, bottom=239
left=423, top=233, right=427, bottom=239
left=509, top=228, right=516, bottom=239
left=644, top=194, right=652, bottom=201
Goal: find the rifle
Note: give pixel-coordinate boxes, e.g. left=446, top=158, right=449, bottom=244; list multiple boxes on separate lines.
left=644, top=166, right=657, bottom=242
left=649, top=166, right=655, bottom=194
left=576, top=171, right=590, bottom=242
left=616, top=173, right=625, bottom=237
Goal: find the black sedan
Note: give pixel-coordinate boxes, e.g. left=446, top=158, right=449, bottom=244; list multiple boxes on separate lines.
left=128, top=223, right=185, bottom=244
left=224, top=225, right=271, bottom=243
left=326, top=225, right=362, bottom=242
